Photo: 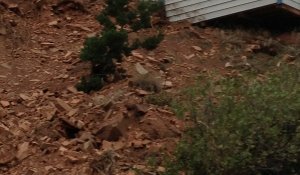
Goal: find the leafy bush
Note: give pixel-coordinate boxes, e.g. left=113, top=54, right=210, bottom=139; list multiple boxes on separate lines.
left=76, top=76, right=103, bottom=93
left=141, top=33, right=164, bottom=50
left=104, top=0, right=129, bottom=16
left=80, top=29, right=129, bottom=74
left=77, top=0, right=164, bottom=93
left=134, top=0, right=164, bottom=30
left=165, top=66, right=300, bottom=175
left=96, top=14, right=116, bottom=31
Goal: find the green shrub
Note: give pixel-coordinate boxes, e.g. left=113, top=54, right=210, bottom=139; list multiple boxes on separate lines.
left=96, top=14, right=116, bottom=31
left=77, top=0, right=164, bottom=93
left=134, top=0, right=164, bottom=30
left=165, top=66, right=300, bottom=175
left=146, top=91, right=173, bottom=106
left=76, top=76, right=103, bottom=93
left=104, top=0, right=129, bottom=16
left=80, top=29, right=129, bottom=74
left=141, top=33, right=164, bottom=50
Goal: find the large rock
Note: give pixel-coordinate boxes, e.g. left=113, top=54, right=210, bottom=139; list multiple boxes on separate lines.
left=94, top=115, right=130, bottom=142
left=125, top=103, right=149, bottom=118
left=140, top=118, right=180, bottom=139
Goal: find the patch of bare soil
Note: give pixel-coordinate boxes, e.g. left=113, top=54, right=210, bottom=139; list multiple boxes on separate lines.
left=0, top=0, right=299, bottom=175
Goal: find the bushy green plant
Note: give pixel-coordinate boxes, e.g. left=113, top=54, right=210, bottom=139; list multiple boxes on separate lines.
left=77, top=0, right=164, bottom=93
left=141, top=33, right=164, bottom=50
left=80, top=29, right=129, bottom=74
left=134, top=0, right=164, bottom=30
left=165, top=66, right=300, bottom=175
left=104, top=0, right=129, bottom=16
left=76, top=76, right=103, bottom=93
left=96, top=14, right=116, bottom=31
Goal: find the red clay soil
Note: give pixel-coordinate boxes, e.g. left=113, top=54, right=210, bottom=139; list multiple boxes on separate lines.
left=0, top=0, right=299, bottom=175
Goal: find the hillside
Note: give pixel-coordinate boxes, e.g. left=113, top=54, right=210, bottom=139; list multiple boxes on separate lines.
left=0, top=0, right=299, bottom=175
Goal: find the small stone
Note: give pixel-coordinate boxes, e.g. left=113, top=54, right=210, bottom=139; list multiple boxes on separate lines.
left=102, top=140, right=113, bottom=151
left=0, top=101, right=10, bottom=108
left=66, top=155, right=79, bottom=164
left=225, top=62, right=234, bottom=68
left=86, top=32, right=97, bottom=38
left=64, top=51, right=73, bottom=58
left=131, top=140, right=145, bottom=149
left=0, top=27, right=7, bottom=35
left=184, top=54, right=195, bottom=59
left=192, top=46, right=202, bottom=52
left=45, top=165, right=55, bottom=172
left=41, top=106, right=57, bottom=120
left=19, top=121, right=31, bottom=131
left=55, top=98, right=73, bottom=112
left=162, top=81, right=173, bottom=88
left=16, top=142, right=30, bottom=161
left=61, top=140, right=71, bottom=147
left=157, top=166, right=166, bottom=172
left=135, top=63, right=148, bottom=75
left=70, top=99, right=81, bottom=104
left=135, top=104, right=149, bottom=116
left=1, top=63, right=12, bottom=70
left=135, top=89, right=150, bottom=96
left=48, top=20, right=59, bottom=27
left=76, top=120, right=85, bottom=129
left=0, top=107, right=7, bottom=117
left=132, top=51, right=144, bottom=59
left=67, top=108, right=78, bottom=117
left=79, top=132, right=93, bottom=141
left=19, top=93, right=31, bottom=101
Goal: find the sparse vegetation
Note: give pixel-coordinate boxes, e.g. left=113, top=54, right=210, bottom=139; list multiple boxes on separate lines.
left=146, top=91, right=173, bottom=106
left=132, top=0, right=164, bottom=30
left=77, top=0, right=164, bottom=93
left=130, top=74, right=161, bottom=92
left=141, top=32, right=164, bottom=50
left=165, top=65, right=300, bottom=175
left=76, top=76, right=103, bottom=93
left=77, top=29, right=130, bottom=93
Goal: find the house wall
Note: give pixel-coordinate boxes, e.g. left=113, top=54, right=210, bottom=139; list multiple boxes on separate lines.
left=165, top=0, right=279, bottom=23
left=283, top=0, right=300, bottom=9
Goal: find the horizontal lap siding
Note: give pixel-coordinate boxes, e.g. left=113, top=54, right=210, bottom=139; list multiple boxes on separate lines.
left=165, top=0, right=277, bottom=23
left=284, top=0, right=300, bottom=9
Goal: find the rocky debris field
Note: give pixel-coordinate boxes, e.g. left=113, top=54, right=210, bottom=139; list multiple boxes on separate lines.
left=0, top=0, right=299, bottom=175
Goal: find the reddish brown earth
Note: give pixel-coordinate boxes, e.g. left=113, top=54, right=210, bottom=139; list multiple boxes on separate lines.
left=0, top=0, right=299, bottom=175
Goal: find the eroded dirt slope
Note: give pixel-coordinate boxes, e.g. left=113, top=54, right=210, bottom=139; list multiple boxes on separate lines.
left=0, top=0, right=299, bottom=175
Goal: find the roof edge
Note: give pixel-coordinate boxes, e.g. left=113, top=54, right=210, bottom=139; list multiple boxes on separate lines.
left=278, top=3, right=300, bottom=16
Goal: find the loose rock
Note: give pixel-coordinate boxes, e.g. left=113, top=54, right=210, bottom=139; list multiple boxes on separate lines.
left=0, top=101, right=10, bottom=108
left=55, top=98, right=73, bottom=112
left=135, top=63, right=149, bottom=75
left=16, top=142, right=30, bottom=161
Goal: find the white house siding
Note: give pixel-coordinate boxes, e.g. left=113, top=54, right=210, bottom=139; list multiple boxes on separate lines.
left=283, top=0, right=300, bottom=9
left=164, top=0, right=300, bottom=23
